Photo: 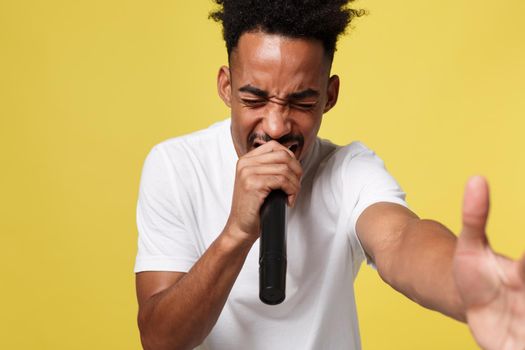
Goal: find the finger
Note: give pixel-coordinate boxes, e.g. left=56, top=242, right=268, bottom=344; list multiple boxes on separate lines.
left=240, top=149, right=302, bottom=178
left=240, top=166, right=301, bottom=202
left=459, top=175, right=490, bottom=249
left=245, top=140, right=295, bottom=158
left=250, top=164, right=301, bottom=188
left=251, top=151, right=302, bottom=177
left=288, top=194, right=296, bottom=207
left=244, top=173, right=300, bottom=208
left=242, top=163, right=301, bottom=207
left=264, top=174, right=301, bottom=200
left=241, top=166, right=301, bottom=196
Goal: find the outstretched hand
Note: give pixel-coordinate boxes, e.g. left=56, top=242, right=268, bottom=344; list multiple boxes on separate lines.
left=453, top=176, right=525, bottom=350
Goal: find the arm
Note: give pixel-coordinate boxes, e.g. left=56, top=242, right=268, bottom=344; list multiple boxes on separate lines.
left=356, top=202, right=466, bottom=321
left=357, top=176, right=525, bottom=350
left=453, top=176, right=525, bottom=350
left=136, top=141, right=302, bottom=350
left=136, top=225, right=254, bottom=350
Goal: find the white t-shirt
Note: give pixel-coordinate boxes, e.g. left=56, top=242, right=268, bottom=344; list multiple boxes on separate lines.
left=134, top=118, right=407, bottom=350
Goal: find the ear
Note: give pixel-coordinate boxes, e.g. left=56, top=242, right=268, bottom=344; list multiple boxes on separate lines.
left=323, top=75, right=340, bottom=113
left=217, top=65, right=232, bottom=107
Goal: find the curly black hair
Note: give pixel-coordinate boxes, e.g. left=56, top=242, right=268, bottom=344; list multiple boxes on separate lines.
left=209, top=0, right=365, bottom=61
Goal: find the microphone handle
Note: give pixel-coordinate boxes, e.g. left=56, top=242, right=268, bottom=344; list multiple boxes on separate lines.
left=259, top=189, right=287, bottom=305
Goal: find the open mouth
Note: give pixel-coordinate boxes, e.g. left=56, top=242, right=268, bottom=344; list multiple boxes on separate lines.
left=288, top=143, right=299, bottom=154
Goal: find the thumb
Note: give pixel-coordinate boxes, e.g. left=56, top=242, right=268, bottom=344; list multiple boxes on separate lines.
left=459, top=175, right=490, bottom=249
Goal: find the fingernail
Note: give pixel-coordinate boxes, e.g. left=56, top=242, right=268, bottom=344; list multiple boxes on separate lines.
left=467, top=175, right=484, bottom=189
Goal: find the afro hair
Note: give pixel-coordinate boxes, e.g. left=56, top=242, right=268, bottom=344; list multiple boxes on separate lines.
left=209, top=0, right=365, bottom=60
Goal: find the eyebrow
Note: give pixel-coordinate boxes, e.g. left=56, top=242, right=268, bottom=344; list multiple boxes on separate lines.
left=238, top=85, right=268, bottom=98
left=238, top=85, right=320, bottom=100
left=288, top=88, right=319, bottom=100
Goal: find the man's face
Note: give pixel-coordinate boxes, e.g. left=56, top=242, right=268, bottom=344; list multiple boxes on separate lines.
left=218, top=31, right=339, bottom=161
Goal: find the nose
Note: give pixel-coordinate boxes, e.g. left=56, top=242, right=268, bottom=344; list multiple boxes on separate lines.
left=262, top=102, right=291, bottom=140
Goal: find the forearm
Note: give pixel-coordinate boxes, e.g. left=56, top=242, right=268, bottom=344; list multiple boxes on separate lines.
left=138, top=226, right=254, bottom=350
left=377, top=218, right=466, bottom=321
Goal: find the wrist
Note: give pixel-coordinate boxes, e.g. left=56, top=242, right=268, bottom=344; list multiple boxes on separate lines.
left=221, top=221, right=258, bottom=251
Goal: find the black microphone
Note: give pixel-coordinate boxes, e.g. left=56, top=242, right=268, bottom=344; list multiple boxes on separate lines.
left=259, top=189, right=287, bottom=305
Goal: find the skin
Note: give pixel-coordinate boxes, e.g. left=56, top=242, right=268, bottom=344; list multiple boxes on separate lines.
left=135, top=31, right=336, bottom=350
left=136, top=31, right=525, bottom=350
left=454, top=177, right=525, bottom=350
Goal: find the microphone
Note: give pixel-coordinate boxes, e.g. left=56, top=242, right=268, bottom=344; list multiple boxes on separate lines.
left=259, top=189, right=287, bottom=305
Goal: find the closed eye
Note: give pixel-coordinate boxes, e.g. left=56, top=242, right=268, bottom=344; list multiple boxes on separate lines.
left=241, top=99, right=267, bottom=107
left=291, top=102, right=317, bottom=110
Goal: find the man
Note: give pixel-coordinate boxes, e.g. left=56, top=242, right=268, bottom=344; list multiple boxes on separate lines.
left=134, top=1, right=525, bottom=349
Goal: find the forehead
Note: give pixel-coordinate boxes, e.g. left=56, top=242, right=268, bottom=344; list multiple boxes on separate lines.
left=230, top=32, right=330, bottom=91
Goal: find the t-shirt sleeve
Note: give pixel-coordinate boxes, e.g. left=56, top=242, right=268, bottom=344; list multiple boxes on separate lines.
left=342, top=143, right=408, bottom=266
left=134, top=145, right=199, bottom=273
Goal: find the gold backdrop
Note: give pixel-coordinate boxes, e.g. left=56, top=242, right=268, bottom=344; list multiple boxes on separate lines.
left=1, top=0, right=524, bottom=349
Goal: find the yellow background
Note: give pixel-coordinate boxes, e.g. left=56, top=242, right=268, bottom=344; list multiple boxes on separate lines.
left=1, top=0, right=524, bottom=349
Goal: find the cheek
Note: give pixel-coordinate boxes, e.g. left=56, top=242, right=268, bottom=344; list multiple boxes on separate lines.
left=295, top=114, right=322, bottom=159
left=233, top=101, right=267, bottom=130
left=230, top=108, right=261, bottom=155
left=297, top=113, right=322, bottom=137
left=232, top=109, right=257, bottom=134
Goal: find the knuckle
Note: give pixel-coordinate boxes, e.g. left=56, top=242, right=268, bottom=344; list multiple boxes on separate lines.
left=237, top=157, right=248, bottom=169
left=246, top=176, right=258, bottom=188
left=238, top=165, right=248, bottom=177
left=241, top=165, right=257, bottom=180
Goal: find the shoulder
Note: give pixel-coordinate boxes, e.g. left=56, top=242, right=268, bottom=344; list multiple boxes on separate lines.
left=315, top=139, right=380, bottom=175
left=146, top=118, right=233, bottom=174
left=305, top=140, right=379, bottom=200
left=154, top=118, right=231, bottom=158
left=332, top=141, right=377, bottom=162
left=140, top=118, right=232, bottom=187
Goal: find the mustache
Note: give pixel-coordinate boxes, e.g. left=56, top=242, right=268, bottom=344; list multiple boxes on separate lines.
left=248, top=133, right=304, bottom=148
